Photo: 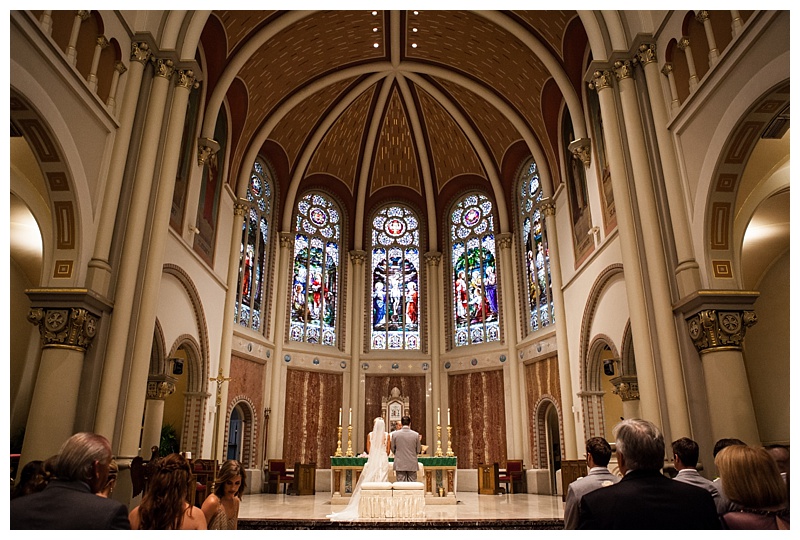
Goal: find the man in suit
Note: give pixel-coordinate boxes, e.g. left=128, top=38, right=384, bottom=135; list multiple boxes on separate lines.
left=563, top=437, right=619, bottom=529
left=391, top=415, right=421, bottom=482
left=672, top=437, right=729, bottom=514
left=578, top=419, right=720, bottom=529
left=11, top=432, right=131, bottom=529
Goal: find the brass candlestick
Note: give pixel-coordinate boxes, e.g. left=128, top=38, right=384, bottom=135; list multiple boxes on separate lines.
left=334, top=425, right=343, bottom=457
left=435, top=424, right=444, bottom=457
left=446, top=425, right=454, bottom=456
left=345, top=424, right=354, bottom=457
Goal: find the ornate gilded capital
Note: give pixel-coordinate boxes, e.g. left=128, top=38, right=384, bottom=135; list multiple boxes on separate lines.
left=686, top=309, right=757, bottom=353
left=661, top=63, right=674, bottom=77
left=28, top=307, right=99, bottom=352
left=146, top=378, right=176, bottom=400
left=496, top=232, right=513, bottom=250
left=96, top=36, right=109, bottom=49
left=613, top=60, right=634, bottom=81
left=539, top=197, right=556, bottom=217
left=130, top=41, right=151, bottom=64
left=153, top=57, right=175, bottom=80
left=637, top=43, right=657, bottom=65
left=233, top=200, right=248, bottom=217
left=279, top=232, right=294, bottom=248
left=77, top=10, right=90, bottom=21
left=696, top=11, right=709, bottom=23
left=424, top=251, right=442, bottom=266
left=114, top=61, right=127, bottom=75
left=568, top=138, right=591, bottom=167
left=589, top=70, right=614, bottom=92
left=610, top=375, right=639, bottom=401
left=196, top=137, right=220, bottom=167
left=678, top=37, right=690, bottom=51
left=175, top=69, right=199, bottom=90
left=349, top=250, right=367, bottom=265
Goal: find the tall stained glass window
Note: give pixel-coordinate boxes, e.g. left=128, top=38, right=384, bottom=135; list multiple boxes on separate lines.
left=519, top=159, right=554, bottom=333
left=235, top=158, right=274, bottom=332
left=451, top=193, right=500, bottom=346
left=370, top=205, right=421, bottom=350
left=289, top=193, right=340, bottom=346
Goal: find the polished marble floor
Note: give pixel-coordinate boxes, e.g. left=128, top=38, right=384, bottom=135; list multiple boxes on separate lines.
left=239, top=490, right=565, bottom=530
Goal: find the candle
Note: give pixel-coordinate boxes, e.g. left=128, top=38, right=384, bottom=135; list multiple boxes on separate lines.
left=185, top=452, right=192, bottom=460
left=448, top=408, right=451, bottom=425
left=349, top=407, right=352, bottom=425
left=437, top=407, right=440, bottom=424
left=339, top=408, right=342, bottom=425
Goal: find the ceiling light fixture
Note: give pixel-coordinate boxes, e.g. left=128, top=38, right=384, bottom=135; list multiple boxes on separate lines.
left=372, top=11, right=378, bottom=16
left=411, top=43, right=418, bottom=48
left=373, top=27, right=378, bottom=32
left=374, top=43, right=380, bottom=48
left=412, top=28, right=418, bottom=32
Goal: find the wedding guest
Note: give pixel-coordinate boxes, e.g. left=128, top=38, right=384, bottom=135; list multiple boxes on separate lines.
left=201, top=460, right=246, bottom=530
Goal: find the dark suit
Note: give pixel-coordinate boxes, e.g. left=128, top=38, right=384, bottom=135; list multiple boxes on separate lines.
left=578, top=469, right=721, bottom=529
left=11, top=479, right=131, bottom=529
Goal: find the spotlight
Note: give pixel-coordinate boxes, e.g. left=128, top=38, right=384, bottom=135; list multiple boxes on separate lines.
left=173, top=358, right=184, bottom=375
left=603, top=359, right=615, bottom=376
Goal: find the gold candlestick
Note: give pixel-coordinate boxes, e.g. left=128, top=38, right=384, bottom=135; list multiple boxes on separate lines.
left=435, top=424, right=444, bottom=457
left=334, top=425, right=343, bottom=457
left=345, top=424, right=354, bottom=457
left=446, top=425, right=454, bottom=456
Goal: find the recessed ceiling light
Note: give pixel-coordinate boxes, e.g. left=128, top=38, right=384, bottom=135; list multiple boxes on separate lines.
left=374, top=43, right=380, bottom=48
left=372, top=11, right=378, bottom=16
left=373, top=27, right=379, bottom=32
left=412, top=28, right=418, bottom=32
left=411, top=43, right=417, bottom=48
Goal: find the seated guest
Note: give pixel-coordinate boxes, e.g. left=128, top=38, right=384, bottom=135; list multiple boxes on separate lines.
left=201, top=460, right=246, bottom=530
left=578, top=419, right=720, bottom=529
left=129, top=453, right=206, bottom=530
left=11, top=460, right=45, bottom=500
left=672, top=437, right=728, bottom=514
left=765, top=444, right=790, bottom=489
left=10, top=432, right=130, bottom=529
left=563, top=437, right=619, bottom=529
left=716, top=445, right=789, bottom=529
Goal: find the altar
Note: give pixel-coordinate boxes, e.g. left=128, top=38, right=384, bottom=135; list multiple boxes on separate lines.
left=330, top=456, right=458, bottom=504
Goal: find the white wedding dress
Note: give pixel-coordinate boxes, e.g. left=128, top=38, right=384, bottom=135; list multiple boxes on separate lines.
left=328, top=417, right=389, bottom=521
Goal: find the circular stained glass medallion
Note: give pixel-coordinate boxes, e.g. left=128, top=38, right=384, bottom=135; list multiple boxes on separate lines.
left=463, top=207, right=481, bottom=227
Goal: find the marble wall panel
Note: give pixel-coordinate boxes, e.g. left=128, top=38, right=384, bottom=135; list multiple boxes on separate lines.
left=447, top=369, right=507, bottom=469
left=282, top=369, right=343, bottom=469
left=364, top=375, right=427, bottom=449
left=524, top=356, right=562, bottom=467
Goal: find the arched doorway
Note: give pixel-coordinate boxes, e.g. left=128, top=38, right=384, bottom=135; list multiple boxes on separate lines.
left=544, top=404, right=561, bottom=495
left=227, top=404, right=245, bottom=461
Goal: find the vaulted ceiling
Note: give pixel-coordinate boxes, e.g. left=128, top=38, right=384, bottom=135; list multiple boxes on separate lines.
left=199, top=10, right=589, bottom=249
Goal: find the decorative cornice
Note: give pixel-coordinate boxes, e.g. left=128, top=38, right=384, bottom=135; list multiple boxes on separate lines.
left=153, top=57, right=175, bottom=80
left=28, top=307, right=99, bottom=352
left=610, top=375, right=640, bottom=401
left=349, top=250, right=367, bottom=265
left=568, top=138, right=592, bottom=167
left=175, top=68, right=199, bottom=90
left=613, top=60, right=634, bottom=81
left=279, top=232, right=294, bottom=248
left=424, top=251, right=442, bottom=266
left=637, top=43, right=657, bottom=65
left=686, top=309, right=757, bottom=354
left=589, top=70, right=614, bottom=92
left=496, top=232, right=513, bottom=250
left=196, top=137, right=220, bottom=167
left=130, top=41, right=151, bottom=64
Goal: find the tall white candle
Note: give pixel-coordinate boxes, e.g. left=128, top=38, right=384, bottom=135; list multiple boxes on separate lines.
left=437, top=407, right=440, bottom=424
left=339, top=408, right=342, bottom=425
left=448, top=408, right=451, bottom=425
left=349, top=407, right=352, bottom=425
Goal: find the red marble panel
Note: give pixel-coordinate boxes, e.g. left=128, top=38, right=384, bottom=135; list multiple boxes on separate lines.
left=364, top=375, right=427, bottom=449
left=447, top=369, right=507, bottom=469
left=282, top=369, right=343, bottom=469
left=524, top=356, right=561, bottom=468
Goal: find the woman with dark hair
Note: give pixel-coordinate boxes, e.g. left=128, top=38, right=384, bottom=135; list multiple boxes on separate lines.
left=716, top=445, right=789, bottom=529
left=128, top=453, right=206, bottom=530
left=201, top=460, right=246, bottom=530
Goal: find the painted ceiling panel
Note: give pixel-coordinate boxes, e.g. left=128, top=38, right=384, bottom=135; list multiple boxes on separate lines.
left=370, top=88, right=421, bottom=196
left=510, top=10, right=575, bottom=59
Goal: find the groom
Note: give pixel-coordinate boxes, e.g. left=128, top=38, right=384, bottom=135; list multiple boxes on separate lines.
left=391, top=415, right=421, bottom=482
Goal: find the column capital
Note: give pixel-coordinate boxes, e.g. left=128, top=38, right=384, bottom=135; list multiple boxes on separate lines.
left=28, top=307, right=99, bottom=352
left=637, top=43, right=657, bottom=65
left=539, top=197, right=556, bottom=217
left=175, top=68, right=199, bottom=90
left=568, top=137, right=592, bottom=167
left=661, top=62, right=674, bottom=77
left=678, top=36, right=691, bottom=50
left=695, top=11, right=709, bottom=23
left=130, top=41, right=151, bottom=64
left=686, top=309, right=757, bottom=353
left=197, top=137, right=220, bottom=166
left=77, top=10, right=91, bottom=21
left=96, top=35, right=109, bottom=49
left=279, top=231, right=294, bottom=248
left=233, top=200, right=248, bottom=217
left=496, top=232, right=513, bottom=250
left=153, top=57, right=175, bottom=80
left=610, top=375, right=640, bottom=402
left=424, top=251, right=442, bottom=266
left=589, top=70, right=614, bottom=92
left=146, top=376, right=177, bottom=400
left=114, top=61, right=127, bottom=75
left=349, top=250, right=367, bottom=265
left=613, top=60, right=634, bottom=81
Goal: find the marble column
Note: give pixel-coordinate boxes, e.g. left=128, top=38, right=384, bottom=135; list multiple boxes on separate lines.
left=87, top=35, right=109, bottom=92
left=87, top=41, right=151, bottom=296
left=637, top=44, right=700, bottom=297
left=424, top=252, right=443, bottom=449
left=678, top=37, right=699, bottom=93
left=349, top=250, right=367, bottom=447
left=540, top=199, right=578, bottom=460
left=614, top=59, right=690, bottom=440
left=589, top=70, right=661, bottom=425
left=66, top=10, right=89, bottom=66
left=267, top=232, right=293, bottom=458
left=610, top=374, right=641, bottom=421
left=680, top=292, right=760, bottom=445
left=140, top=376, right=176, bottom=455
left=105, top=61, right=127, bottom=115
left=696, top=11, right=720, bottom=66
left=496, top=233, right=523, bottom=458
left=20, top=289, right=109, bottom=465
left=95, top=56, right=176, bottom=445
left=661, top=63, right=681, bottom=111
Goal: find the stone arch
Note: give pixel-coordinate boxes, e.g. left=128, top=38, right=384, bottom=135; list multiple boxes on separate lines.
left=578, top=264, right=624, bottom=390
left=168, top=334, right=207, bottom=456
left=532, top=395, right=563, bottom=469
left=224, top=395, right=259, bottom=469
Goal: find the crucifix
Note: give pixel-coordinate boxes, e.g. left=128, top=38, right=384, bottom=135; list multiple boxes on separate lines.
left=210, top=367, right=233, bottom=460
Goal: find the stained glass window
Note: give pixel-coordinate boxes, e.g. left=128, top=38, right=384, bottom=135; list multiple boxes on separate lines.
left=289, top=193, right=340, bottom=346
left=518, top=159, right=554, bottom=333
left=451, top=193, right=500, bottom=346
left=234, top=157, right=274, bottom=332
left=370, top=205, right=421, bottom=350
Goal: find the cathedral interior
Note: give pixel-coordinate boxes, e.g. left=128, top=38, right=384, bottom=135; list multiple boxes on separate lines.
left=9, top=9, right=790, bottom=503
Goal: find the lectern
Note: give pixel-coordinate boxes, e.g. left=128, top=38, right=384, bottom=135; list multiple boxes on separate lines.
left=477, top=462, right=501, bottom=495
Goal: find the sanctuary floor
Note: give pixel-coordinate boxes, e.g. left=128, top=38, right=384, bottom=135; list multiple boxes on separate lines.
left=238, top=491, right=565, bottom=530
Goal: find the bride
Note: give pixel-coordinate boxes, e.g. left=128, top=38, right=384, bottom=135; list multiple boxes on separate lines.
left=328, top=417, right=390, bottom=521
